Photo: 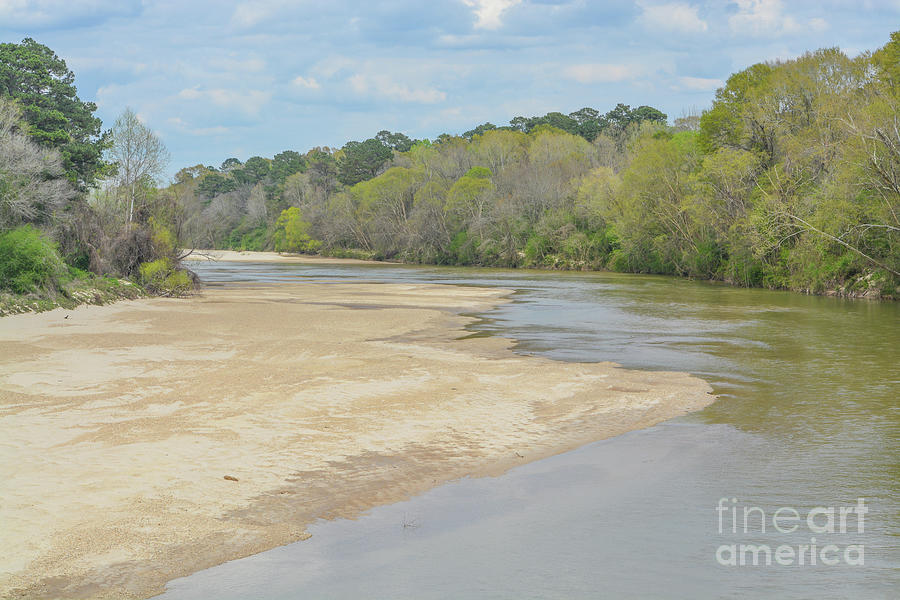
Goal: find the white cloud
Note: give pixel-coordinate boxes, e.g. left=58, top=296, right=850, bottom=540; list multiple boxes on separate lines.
left=563, top=63, right=634, bottom=84
left=66, top=55, right=147, bottom=75
left=348, top=73, right=447, bottom=104
left=728, top=0, right=827, bottom=37
left=0, top=0, right=141, bottom=28
left=292, top=75, right=321, bottom=89
left=230, top=1, right=277, bottom=28
left=177, top=87, right=272, bottom=116
left=309, top=56, right=357, bottom=79
left=638, top=2, right=708, bottom=34
left=167, top=117, right=229, bottom=137
left=809, top=17, right=829, bottom=33
left=461, top=0, right=521, bottom=30
left=729, top=0, right=793, bottom=35
left=678, top=76, right=724, bottom=91
left=188, top=126, right=231, bottom=136
left=208, top=56, right=267, bottom=74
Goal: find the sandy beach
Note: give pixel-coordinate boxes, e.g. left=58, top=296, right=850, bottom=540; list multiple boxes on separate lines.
left=0, top=276, right=714, bottom=599
left=182, top=249, right=382, bottom=265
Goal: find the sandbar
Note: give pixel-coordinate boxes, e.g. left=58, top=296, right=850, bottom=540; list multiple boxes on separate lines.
left=0, top=280, right=714, bottom=599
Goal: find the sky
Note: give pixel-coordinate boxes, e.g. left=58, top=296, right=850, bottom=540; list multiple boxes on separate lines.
left=1, top=0, right=898, bottom=179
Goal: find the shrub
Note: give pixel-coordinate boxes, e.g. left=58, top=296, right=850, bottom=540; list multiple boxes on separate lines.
left=273, top=207, right=321, bottom=253
left=524, top=235, right=550, bottom=266
left=138, top=258, right=193, bottom=296
left=0, top=225, right=66, bottom=294
left=448, top=231, right=477, bottom=265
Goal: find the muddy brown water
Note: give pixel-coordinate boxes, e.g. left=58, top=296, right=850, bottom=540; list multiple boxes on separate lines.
left=161, top=261, right=899, bottom=599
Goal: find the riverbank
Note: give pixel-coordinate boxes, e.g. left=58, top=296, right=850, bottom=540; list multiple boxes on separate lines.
left=0, top=281, right=714, bottom=599
left=184, top=249, right=896, bottom=300
left=0, top=276, right=145, bottom=317
left=182, top=249, right=386, bottom=265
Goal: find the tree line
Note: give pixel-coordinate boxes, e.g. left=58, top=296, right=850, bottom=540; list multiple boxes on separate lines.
left=168, top=32, right=900, bottom=297
left=1, top=37, right=187, bottom=304
left=3, top=32, right=899, bottom=303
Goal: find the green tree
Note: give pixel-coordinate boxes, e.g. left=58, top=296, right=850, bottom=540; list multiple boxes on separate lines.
left=376, top=130, right=415, bottom=152
left=0, top=38, right=109, bottom=189
left=273, top=206, right=321, bottom=253
left=602, top=103, right=633, bottom=133
left=271, top=150, right=305, bottom=182
left=445, top=166, right=493, bottom=225
left=220, top=157, right=242, bottom=172
left=569, top=107, right=602, bottom=141
left=197, top=173, right=236, bottom=199
left=872, top=30, right=900, bottom=93
left=338, top=138, right=393, bottom=185
left=232, top=156, right=270, bottom=186
left=631, top=105, right=667, bottom=125
left=462, top=122, right=498, bottom=140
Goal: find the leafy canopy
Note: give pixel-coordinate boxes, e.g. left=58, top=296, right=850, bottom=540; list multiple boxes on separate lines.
left=0, top=38, right=109, bottom=189
left=273, top=206, right=321, bottom=253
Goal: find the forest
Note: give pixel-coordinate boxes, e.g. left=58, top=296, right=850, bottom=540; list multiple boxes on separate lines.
left=166, top=33, right=900, bottom=297
left=2, top=33, right=900, bottom=307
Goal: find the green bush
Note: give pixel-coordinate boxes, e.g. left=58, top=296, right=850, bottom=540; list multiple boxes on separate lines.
left=273, top=207, right=321, bottom=253
left=0, top=225, right=66, bottom=294
left=138, top=258, right=193, bottom=296
left=238, top=227, right=268, bottom=251
left=448, top=231, right=478, bottom=265
left=688, top=240, right=725, bottom=279
left=524, top=235, right=551, bottom=266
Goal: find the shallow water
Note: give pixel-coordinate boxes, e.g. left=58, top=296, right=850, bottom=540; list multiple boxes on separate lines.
left=163, top=260, right=899, bottom=599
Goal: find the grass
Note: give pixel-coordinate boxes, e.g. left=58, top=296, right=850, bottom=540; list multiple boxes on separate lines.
left=0, top=274, right=146, bottom=317
left=0, top=225, right=148, bottom=316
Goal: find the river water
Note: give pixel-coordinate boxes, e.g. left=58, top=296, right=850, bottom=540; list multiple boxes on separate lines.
left=162, top=260, right=899, bottom=599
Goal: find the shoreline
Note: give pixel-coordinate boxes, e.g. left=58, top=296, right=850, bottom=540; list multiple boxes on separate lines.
left=181, top=249, right=390, bottom=266
left=0, top=280, right=715, bottom=599
left=183, top=249, right=894, bottom=300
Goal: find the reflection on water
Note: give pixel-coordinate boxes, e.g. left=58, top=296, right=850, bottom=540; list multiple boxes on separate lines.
left=163, top=260, right=899, bottom=599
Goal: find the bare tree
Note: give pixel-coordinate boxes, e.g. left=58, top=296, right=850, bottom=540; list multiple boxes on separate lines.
left=0, top=97, right=74, bottom=229
left=108, top=107, right=170, bottom=224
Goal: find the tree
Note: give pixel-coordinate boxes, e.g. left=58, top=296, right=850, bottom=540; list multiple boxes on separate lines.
left=445, top=166, right=493, bottom=225
left=108, top=107, right=170, bottom=224
left=698, top=63, right=775, bottom=157
left=569, top=107, right=599, bottom=125
left=602, top=103, right=633, bottom=133
left=542, top=112, right=579, bottom=135
left=273, top=206, right=320, bottom=253
left=304, top=148, right=340, bottom=202
left=0, top=96, right=74, bottom=229
left=196, top=172, right=236, bottom=199
left=631, top=105, right=667, bottom=125
left=462, top=122, right=497, bottom=140
left=0, top=38, right=109, bottom=189
left=872, top=30, right=900, bottom=93
left=175, top=164, right=213, bottom=185
left=220, top=157, right=242, bottom=172
left=569, top=107, right=602, bottom=141
left=338, top=138, right=393, bottom=185
left=271, top=150, right=305, bottom=182
left=376, top=130, right=415, bottom=152
left=231, top=156, right=270, bottom=186
left=507, top=116, right=528, bottom=132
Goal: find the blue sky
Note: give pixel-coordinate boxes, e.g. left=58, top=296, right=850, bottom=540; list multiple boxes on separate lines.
left=1, top=0, right=898, bottom=178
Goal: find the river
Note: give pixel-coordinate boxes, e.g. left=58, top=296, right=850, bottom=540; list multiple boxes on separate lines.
left=162, top=260, right=899, bottom=599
